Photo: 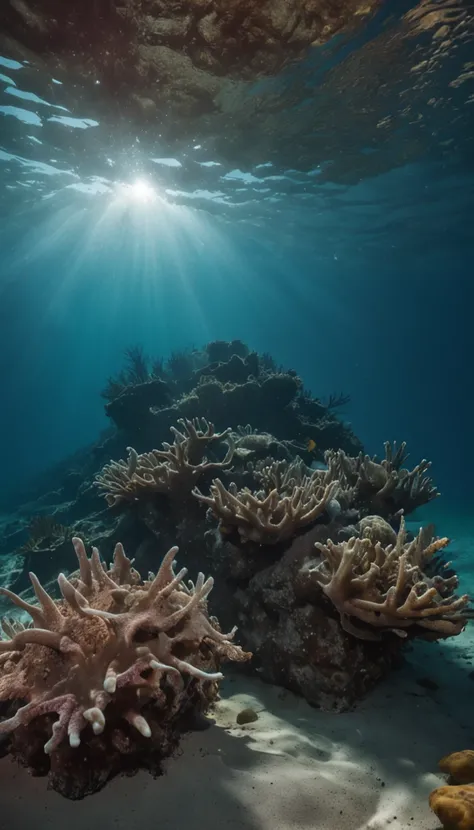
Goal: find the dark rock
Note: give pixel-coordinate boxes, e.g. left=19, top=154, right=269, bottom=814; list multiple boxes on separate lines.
left=105, top=379, right=172, bottom=431
left=207, top=340, right=250, bottom=363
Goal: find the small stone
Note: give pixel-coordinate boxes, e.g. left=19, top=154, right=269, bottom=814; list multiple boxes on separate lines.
left=236, top=707, right=259, bottom=725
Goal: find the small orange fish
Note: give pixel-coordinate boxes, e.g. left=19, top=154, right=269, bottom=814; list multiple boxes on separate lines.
left=307, top=439, right=317, bottom=453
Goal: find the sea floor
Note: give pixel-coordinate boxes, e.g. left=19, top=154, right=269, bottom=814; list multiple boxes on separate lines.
left=0, top=512, right=473, bottom=830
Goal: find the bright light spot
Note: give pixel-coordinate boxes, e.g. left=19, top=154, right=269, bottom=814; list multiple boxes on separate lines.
left=118, top=179, right=158, bottom=205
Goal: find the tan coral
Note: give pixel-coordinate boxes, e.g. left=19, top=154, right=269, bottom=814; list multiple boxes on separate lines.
left=439, top=752, right=474, bottom=785
left=308, top=517, right=469, bottom=640
left=193, top=475, right=339, bottom=544
left=95, top=418, right=234, bottom=505
left=0, top=536, right=249, bottom=755
left=430, top=784, right=474, bottom=830
left=325, top=441, right=439, bottom=516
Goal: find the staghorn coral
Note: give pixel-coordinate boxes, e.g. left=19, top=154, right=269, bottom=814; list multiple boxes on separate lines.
left=308, top=517, right=469, bottom=640
left=95, top=418, right=234, bottom=506
left=0, top=537, right=249, bottom=797
left=430, top=785, right=474, bottom=830
left=250, top=455, right=313, bottom=493
left=193, top=472, right=339, bottom=545
left=325, top=441, right=439, bottom=517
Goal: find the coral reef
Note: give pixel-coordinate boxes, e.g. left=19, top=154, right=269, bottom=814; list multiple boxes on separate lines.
left=193, top=470, right=339, bottom=544
left=308, top=517, right=468, bottom=640
left=95, top=419, right=234, bottom=506
left=429, top=785, right=474, bottom=830
left=0, top=536, right=249, bottom=798
left=0, top=340, right=467, bottom=721
left=228, top=524, right=403, bottom=710
left=326, top=441, right=439, bottom=519
left=16, top=515, right=73, bottom=555
left=98, top=342, right=362, bottom=462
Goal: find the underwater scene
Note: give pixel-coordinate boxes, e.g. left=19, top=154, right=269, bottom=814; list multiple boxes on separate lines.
left=0, top=0, right=472, bottom=827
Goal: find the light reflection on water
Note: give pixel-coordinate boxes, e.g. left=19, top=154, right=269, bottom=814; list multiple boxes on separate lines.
left=0, top=0, right=472, bottom=240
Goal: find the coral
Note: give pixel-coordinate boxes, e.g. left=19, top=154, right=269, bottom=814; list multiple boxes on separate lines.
left=0, top=537, right=249, bottom=797
left=98, top=341, right=362, bottom=460
left=95, top=419, right=234, bottom=506
left=231, top=524, right=402, bottom=711
left=250, top=456, right=313, bottom=494
left=325, top=392, right=352, bottom=410
left=439, top=752, right=474, bottom=785
left=16, top=515, right=73, bottom=555
left=193, top=470, right=339, bottom=544
left=358, top=515, right=397, bottom=547
left=430, top=785, right=474, bottom=830
left=198, top=352, right=260, bottom=385
left=232, top=426, right=289, bottom=461
left=308, top=517, right=469, bottom=640
left=102, top=346, right=155, bottom=401
left=207, top=340, right=249, bottom=364
left=326, top=441, right=439, bottom=517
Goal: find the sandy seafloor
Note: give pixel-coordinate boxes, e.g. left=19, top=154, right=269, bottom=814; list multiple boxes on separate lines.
left=0, top=516, right=472, bottom=830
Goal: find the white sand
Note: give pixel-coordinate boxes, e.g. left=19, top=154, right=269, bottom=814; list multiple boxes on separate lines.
left=0, top=636, right=472, bottom=830
left=0, top=518, right=472, bottom=830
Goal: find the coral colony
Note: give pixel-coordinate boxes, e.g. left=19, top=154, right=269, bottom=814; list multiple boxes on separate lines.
left=0, top=537, right=249, bottom=798
left=0, top=341, right=471, bottom=802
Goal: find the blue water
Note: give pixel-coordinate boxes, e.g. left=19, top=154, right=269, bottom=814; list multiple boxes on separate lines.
left=1, top=26, right=472, bottom=514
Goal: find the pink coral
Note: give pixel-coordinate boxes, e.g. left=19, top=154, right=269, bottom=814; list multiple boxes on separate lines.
left=0, top=537, right=248, bottom=794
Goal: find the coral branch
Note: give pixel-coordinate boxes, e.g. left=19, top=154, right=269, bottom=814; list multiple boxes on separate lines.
left=193, top=474, right=339, bottom=544
left=95, top=420, right=234, bottom=505
left=0, top=536, right=250, bottom=769
left=308, top=518, right=470, bottom=639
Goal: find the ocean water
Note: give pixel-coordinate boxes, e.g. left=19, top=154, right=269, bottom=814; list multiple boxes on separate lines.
left=0, top=0, right=473, bottom=819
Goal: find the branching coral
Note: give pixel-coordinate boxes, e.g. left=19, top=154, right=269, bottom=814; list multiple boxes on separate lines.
left=325, top=441, right=439, bottom=517
left=250, top=456, right=313, bottom=493
left=16, top=515, right=73, bottom=555
left=0, top=537, right=248, bottom=796
left=95, top=418, right=234, bottom=506
left=308, top=518, right=469, bottom=640
left=193, top=473, right=340, bottom=544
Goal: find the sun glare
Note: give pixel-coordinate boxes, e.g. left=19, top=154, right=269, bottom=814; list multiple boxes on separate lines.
left=126, top=179, right=157, bottom=203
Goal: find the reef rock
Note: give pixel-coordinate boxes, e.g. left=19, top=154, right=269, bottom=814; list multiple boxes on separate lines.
left=229, top=525, right=402, bottom=711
